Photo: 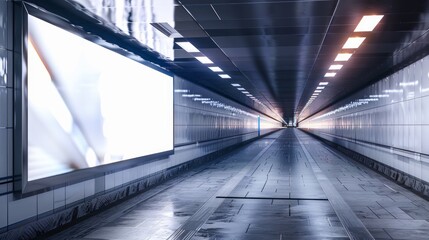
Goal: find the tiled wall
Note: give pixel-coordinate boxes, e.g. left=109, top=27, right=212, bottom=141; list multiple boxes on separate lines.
left=0, top=2, right=281, bottom=237
left=299, top=53, right=429, bottom=184
left=174, top=76, right=280, bottom=145
left=0, top=0, right=13, bottom=232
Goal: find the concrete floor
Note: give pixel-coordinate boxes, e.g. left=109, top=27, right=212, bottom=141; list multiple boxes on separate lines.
left=49, top=129, right=429, bottom=240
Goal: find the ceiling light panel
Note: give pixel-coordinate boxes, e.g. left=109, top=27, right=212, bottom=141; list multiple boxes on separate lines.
left=319, top=82, right=329, bottom=85
left=343, top=37, right=366, bottom=49
left=329, top=64, right=343, bottom=70
left=231, top=83, right=241, bottom=87
left=354, top=15, right=384, bottom=32
left=219, top=74, right=231, bottom=79
left=176, top=42, right=200, bottom=53
left=195, top=56, right=213, bottom=64
left=314, top=90, right=322, bottom=93
left=209, top=66, right=223, bottom=72
left=335, top=53, right=352, bottom=61
left=325, top=72, right=336, bottom=77
left=237, top=88, right=245, bottom=90
left=317, top=86, right=325, bottom=90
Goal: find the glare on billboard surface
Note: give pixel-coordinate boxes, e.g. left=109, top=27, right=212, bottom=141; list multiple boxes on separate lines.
left=27, top=15, right=174, bottom=181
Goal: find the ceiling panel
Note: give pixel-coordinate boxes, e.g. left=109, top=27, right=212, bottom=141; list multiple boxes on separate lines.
left=62, top=0, right=429, bottom=124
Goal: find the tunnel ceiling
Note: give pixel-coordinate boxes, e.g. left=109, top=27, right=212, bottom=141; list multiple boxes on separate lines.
left=171, top=0, right=429, bottom=123
left=60, top=0, right=429, bottom=124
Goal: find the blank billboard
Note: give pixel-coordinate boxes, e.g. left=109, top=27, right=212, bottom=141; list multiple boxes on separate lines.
left=27, top=15, right=173, bottom=181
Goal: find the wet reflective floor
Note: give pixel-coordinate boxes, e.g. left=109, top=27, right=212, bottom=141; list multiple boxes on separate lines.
left=49, top=129, right=429, bottom=240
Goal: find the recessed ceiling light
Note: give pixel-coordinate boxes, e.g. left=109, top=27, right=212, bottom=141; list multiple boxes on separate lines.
left=325, top=72, right=336, bottom=77
left=219, top=74, right=231, bottom=79
left=237, top=88, right=245, bottom=90
left=317, top=86, right=325, bottom=90
left=313, top=93, right=319, bottom=95
left=329, top=64, right=343, bottom=70
left=314, top=90, right=322, bottom=93
left=335, top=53, right=352, bottom=61
left=195, top=56, right=213, bottom=64
left=343, top=37, right=366, bottom=49
left=354, top=15, right=384, bottom=32
left=231, top=83, right=241, bottom=87
left=176, top=42, right=200, bottom=53
left=209, top=66, right=223, bottom=72
left=242, top=91, right=249, bottom=94
left=319, top=82, right=329, bottom=85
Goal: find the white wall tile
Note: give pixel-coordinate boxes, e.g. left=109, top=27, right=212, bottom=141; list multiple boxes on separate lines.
left=6, top=85, right=11, bottom=125
left=0, top=88, right=7, bottom=127
left=8, top=195, right=37, bottom=225
left=0, top=1, right=7, bottom=50
left=6, top=128, right=11, bottom=176
left=0, top=194, right=7, bottom=228
left=122, top=169, right=131, bottom=184
left=84, top=179, right=95, bottom=198
left=37, top=191, right=53, bottom=215
left=105, top=173, right=115, bottom=190
left=53, top=187, right=65, bottom=209
left=0, top=129, right=7, bottom=178
left=114, top=171, right=123, bottom=187
left=94, top=176, right=105, bottom=194
left=66, top=183, right=85, bottom=205
left=0, top=49, right=11, bottom=87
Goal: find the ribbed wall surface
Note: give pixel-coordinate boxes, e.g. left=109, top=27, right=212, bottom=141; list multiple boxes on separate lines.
left=174, top=76, right=280, bottom=146
left=300, top=54, right=429, bottom=184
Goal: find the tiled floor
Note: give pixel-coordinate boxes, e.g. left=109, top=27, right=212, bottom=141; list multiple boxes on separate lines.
left=49, top=129, right=429, bottom=240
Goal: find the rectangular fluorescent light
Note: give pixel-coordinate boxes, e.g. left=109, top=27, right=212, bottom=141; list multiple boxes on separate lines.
left=246, top=94, right=252, bottom=97
left=335, top=53, right=352, bottom=61
left=319, top=82, right=329, bottom=85
left=195, top=56, right=213, bottom=64
left=354, top=15, right=384, bottom=32
left=313, top=93, right=319, bottom=96
left=242, top=91, right=249, bottom=94
left=237, top=88, right=245, bottom=90
left=209, top=66, right=223, bottom=72
left=176, top=42, right=199, bottom=53
left=316, top=86, right=325, bottom=90
left=231, top=83, right=241, bottom=87
left=314, top=90, right=322, bottom=93
left=329, top=64, right=343, bottom=70
left=325, top=72, right=336, bottom=77
left=219, top=74, right=231, bottom=79
left=343, top=37, right=366, bottom=49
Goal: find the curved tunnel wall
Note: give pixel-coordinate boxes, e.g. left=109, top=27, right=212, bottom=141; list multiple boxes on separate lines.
left=299, top=54, right=429, bottom=191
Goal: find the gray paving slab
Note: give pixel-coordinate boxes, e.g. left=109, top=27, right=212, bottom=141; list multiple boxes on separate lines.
left=47, top=129, right=429, bottom=240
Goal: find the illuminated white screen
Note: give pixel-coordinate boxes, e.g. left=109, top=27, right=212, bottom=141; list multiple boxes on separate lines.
left=27, top=15, right=174, bottom=181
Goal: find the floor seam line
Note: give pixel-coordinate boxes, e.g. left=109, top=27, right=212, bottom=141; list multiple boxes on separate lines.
left=296, top=129, right=375, bottom=240
left=167, top=137, right=278, bottom=240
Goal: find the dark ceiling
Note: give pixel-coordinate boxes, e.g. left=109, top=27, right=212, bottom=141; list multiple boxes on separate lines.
left=30, top=0, right=429, bottom=124
left=171, top=0, right=429, bottom=123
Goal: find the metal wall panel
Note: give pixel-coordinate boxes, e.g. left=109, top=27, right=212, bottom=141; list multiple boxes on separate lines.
left=300, top=54, right=429, bottom=182
left=174, top=76, right=280, bottom=146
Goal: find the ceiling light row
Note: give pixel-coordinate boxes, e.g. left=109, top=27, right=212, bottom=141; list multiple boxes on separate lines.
left=177, top=41, right=268, bottom=111
left=301, top=82, right=330, bottom=113
left=230, top=83, right=265, bottom=105
left=302, top=15, right=383, bottom=116
left=177, top=41, right=231, bottom=79
left=324, top=15, right=383, bottom=79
